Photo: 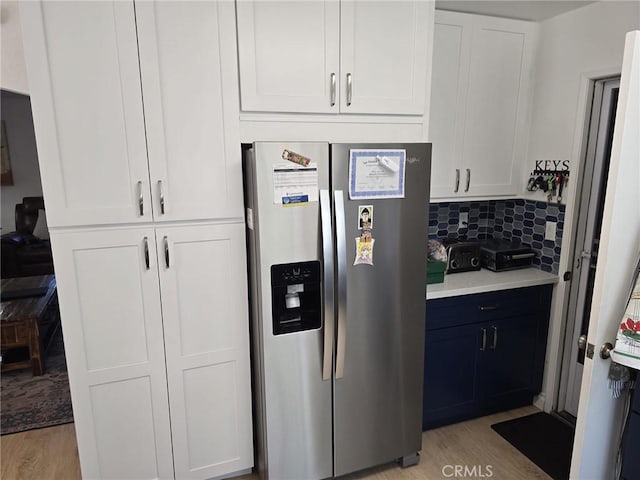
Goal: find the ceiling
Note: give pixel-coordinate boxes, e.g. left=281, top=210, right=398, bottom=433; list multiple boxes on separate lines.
left=434, top=1, right=597, bottom=21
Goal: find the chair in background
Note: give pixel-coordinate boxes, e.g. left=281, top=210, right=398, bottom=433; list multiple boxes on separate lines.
left=1, top=196, right=54, bottom=278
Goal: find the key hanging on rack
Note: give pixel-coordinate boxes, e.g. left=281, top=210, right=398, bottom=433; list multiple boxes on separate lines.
left=526, top=168, right=571, bottom=202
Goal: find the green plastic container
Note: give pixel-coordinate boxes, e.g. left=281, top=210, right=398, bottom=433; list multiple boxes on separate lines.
left=427, top=259, right=447, bottom=284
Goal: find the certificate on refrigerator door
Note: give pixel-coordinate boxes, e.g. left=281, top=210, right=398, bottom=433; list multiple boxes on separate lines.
left=272, top=163, right=319, bottom=205
left=348, top=149, right=406, bottom=200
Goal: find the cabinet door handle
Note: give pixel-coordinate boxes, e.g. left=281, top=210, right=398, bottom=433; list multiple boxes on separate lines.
left=479, top=305, right=498, bottom=311
left=491, top=326, right=498, bottom=350
left=137, top=181, right=144, bottom=216
left=330, top=73, right=336, bottom=107
left=454, top=169, right=460, bottom=193
left=158, top=180, right=165, bottom=215
left=346, top=73, right=352, bottom=106
left=164, top=236, right=170, bottom=268
left=480, top=328, right=487, bottom=351
left=143, top=236, right=150, bottom=270
left=465, top=168, right=471, bottom=192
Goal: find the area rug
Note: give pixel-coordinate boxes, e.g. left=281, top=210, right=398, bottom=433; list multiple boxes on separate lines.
left=491, top=412, right=574, bottom=480
left=1, top=330, right=74, bottom=435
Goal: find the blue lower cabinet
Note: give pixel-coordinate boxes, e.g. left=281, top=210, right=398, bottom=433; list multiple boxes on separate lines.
left=481, top=314, right=542, bottom=409
left=622, top=390, right=640, bottom=480
left=422, top=323, right=483, bottom=429
left=423, top=285, right=552, bottom=430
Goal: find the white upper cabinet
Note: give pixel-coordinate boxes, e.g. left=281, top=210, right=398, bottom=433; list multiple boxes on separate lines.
left=429, top=15, right=472, bottom=198
left=21, top=1, right=242, bottom=227
left=340, top=1, right=429, bottom=114
left=136, top=1, right=243, bottom=222
left=429, top=11, right=537, bottom=199
left=236, top=1, right=340, bottom=113
left=236, top=0, right=433, bottom=115
left=20, top=1, right=151, bottom=226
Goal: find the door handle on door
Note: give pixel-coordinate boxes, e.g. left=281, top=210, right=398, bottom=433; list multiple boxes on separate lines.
left=599, top=342, right=614, bottom=360
left=577, top=250, right=591, bottom=270
left=578, top=334, right=588, bottom=350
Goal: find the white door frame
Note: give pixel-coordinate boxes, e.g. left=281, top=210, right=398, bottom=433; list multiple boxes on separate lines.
left=570, top=30, right=640, bottom=479
left=557, top=77, right=620, bottom=418
left=537, top=65, right=622, bottom=415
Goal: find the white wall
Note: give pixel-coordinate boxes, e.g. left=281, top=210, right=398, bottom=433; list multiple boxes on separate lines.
left=1, top=2, right=44, bottom=234
left=527, top=0, right=640, bottom=177
left=527, top=1, right=640, bottom=411
left=0, top=1, right=29, bottom=94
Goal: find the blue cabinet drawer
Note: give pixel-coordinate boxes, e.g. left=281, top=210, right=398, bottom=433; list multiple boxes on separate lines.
left=427, top=285, right=553, bottom=331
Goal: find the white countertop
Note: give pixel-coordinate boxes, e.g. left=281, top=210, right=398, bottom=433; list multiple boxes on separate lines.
left=426, top=268, right=559, bottom=300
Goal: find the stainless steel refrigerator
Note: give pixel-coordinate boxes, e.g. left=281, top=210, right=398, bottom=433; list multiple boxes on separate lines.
left=244, top=142, right=431, bottom=480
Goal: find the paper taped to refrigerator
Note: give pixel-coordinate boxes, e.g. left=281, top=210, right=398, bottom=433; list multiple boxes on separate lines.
left=273, top=162, right=319, bottom=205
left=348, top=149, right=406, bottom=200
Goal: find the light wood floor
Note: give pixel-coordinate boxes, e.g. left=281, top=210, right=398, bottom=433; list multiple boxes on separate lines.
left=1, top=406, right=550, bottom=480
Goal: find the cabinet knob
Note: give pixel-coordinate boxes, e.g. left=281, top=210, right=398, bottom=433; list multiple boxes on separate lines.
left=346, top=73, right=352, bottom=107
left=454, top=169, right=460, bottom=193
left=465, top=168, right=471, bottom=192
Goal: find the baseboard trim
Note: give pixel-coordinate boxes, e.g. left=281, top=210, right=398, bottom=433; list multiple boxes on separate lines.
left=534, top=392, right=546, bottom=411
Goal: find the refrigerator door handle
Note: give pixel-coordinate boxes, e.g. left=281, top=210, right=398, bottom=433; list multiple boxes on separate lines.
left=320, top=189, right=334, bottom=381
left=335, top=190, right=347, bottom=379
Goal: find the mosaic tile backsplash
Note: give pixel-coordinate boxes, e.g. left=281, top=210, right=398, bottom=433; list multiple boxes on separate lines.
left=428, top=199, right=565, bottom=274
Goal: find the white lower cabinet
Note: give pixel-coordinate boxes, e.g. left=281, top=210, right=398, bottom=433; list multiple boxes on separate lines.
left=51, top=223, right=253, bottom=479
left=156, top=224, right=253, bottom=479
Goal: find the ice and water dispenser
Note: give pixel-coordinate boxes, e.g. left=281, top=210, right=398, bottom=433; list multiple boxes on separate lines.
left=270, top=261, right=321, bottom=335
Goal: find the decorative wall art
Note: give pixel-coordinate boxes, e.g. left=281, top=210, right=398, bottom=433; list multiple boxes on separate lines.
left=1, top=120, right=14, bottom=186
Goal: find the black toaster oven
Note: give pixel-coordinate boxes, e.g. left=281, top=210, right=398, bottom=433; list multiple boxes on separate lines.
left=446, top=242, right=482, bottom=273
left=480, top=238, right=536, bottom=271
